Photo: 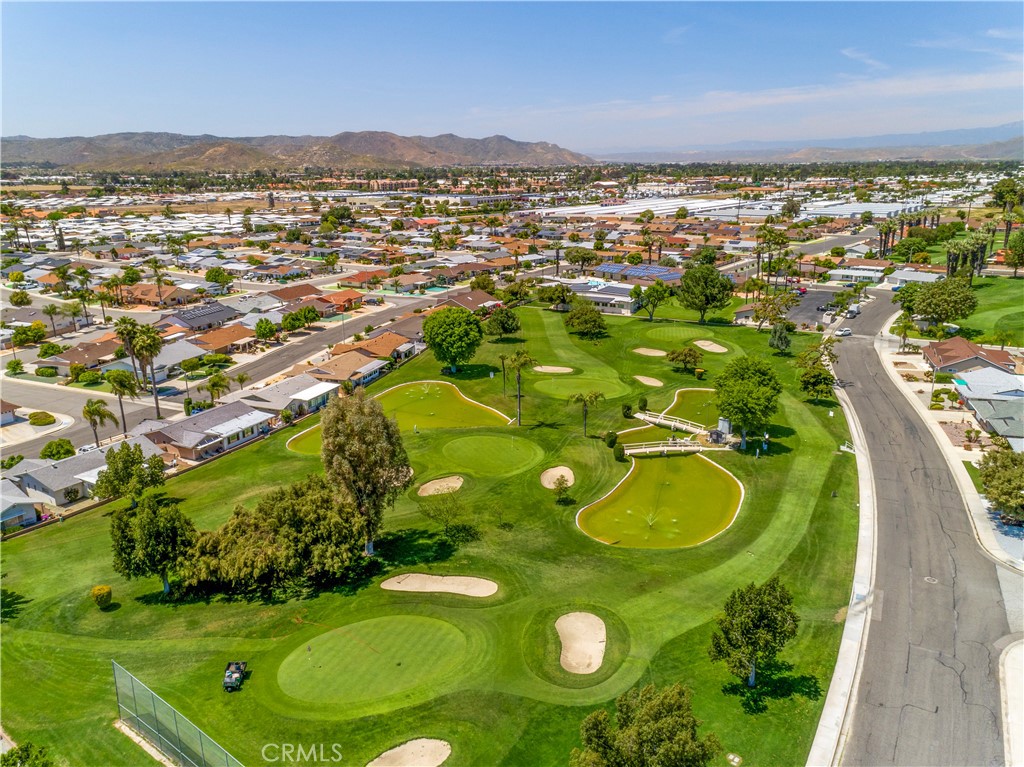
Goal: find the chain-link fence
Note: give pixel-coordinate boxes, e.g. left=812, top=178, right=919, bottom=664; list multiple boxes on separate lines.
left=113, top=661, right=244, bottom=767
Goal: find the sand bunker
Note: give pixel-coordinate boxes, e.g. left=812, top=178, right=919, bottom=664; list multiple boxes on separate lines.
left=632, top=347, right=667, bottom=357
left=694, top=340, right=727, bottom=353
left=534, top=365, right=573, bottom=374
left=381, top=573, right=498, bottom=597
left=417, top=476, right=464, bottom=496
left=634, top=375, right=663, bottom=387
left=540, top=466, right=575, bottom=489
left=368, top=738, right=452, bottom=767
left=555, top=612, right=606, bottom=674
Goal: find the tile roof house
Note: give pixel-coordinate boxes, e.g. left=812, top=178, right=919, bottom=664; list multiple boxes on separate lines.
left=1, top=399, right=19, bottom=426
left=289, top=350, right=388, bottom=387
left=191, top=324, right=257, bottom=355
left=922, top=337, right=1016, bottom=375
left=45, top=338, right=123, bottom=375
left=267, top=284, right=323, bottom=303
left=435, top=289, right=501, bottom=314
left=136, top=402, right=275, bottom=462
left=329, top=331, right=419, bottom=361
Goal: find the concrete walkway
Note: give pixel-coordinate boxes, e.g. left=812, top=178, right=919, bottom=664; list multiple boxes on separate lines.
left=0, top=409, right=74, bottom=448
left=1003, top=640, right=1024, bottom=767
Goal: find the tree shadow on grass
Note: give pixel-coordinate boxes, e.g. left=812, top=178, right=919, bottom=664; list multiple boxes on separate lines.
left=1, top=588, right=31, bottom=623
left=443, top=364, right=500, bottom=381
left=528, top=420, right=566, bottom=430
left=332, top=527, right=455, bottom=597
left=488, top=336, right=525, bottom=345
left=722, top=660, right=822, bottom=714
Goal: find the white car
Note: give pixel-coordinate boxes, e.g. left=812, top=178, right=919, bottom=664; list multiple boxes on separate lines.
left=836, top=328, right=853, bottom=337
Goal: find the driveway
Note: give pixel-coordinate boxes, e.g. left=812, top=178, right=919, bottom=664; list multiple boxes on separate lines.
left=834, top=294, right=1013, bottom=766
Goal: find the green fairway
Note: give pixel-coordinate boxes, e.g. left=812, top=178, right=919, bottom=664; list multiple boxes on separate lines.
left=378, top=381, right=511, bottom=431
left=441, top=434, right=545, bottom=478
left=578, top=454, right=742, bottom=548
left=619, top=389, right=719, bottom=445
left=1, top=308, right=859, bottom=767
left=277, top=616, right=469, bottom=705
left=889, top=276, right=1024, bottom=347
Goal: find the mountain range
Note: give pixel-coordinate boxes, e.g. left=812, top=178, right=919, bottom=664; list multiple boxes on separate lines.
left=590, top=122, right=1024, bottom=163
left=0, top=131, right=593, bottom=171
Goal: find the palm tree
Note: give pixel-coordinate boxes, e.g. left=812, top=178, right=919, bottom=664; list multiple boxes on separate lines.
left=60, top=302, right=83, bottom=333
left=233, top=372, right=250, bottom=391
left=550, top=239, right=563, bottom=276
left=893, top=313, right=916, bottom=352
left=508, top=349, right=537, bottom=426
left=132, top=324, right=165, bottom=418
left=82, top=398, right=119, bottom=447
left=53, top=265, right=71, bottom=297
left=198, top=371, right=231, bottom=404
left=497, top=353, right=510, bottom=397
left=42, top=303, right=63, bottom=337
left=568, top=391, right=605, bottom=437
left=114, top=317, right=141, bottom=381
left=105, top=369, right=139, bottom=437
left=146, top=257, right=168, bottom=305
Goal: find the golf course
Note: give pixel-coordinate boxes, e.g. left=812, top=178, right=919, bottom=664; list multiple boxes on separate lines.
left=0, top=305, right=859, bottom=766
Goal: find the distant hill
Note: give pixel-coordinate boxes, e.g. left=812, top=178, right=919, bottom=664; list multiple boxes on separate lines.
left=591, top=122, right=1024, bottom=163
left=0, top=131, right=593, bottom=170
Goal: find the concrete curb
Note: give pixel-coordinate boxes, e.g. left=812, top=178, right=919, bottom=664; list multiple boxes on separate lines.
left=1001, top=639, right=1024, bottom=767
left=874, top=310, right=1022, bottom=574
left=806, top=377, right=878, bottom=767
left=0, top=410, right=75, bottom=448
left=0, top=372, right=185, bottom=412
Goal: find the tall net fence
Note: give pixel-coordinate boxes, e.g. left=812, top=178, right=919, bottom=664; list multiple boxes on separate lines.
left=112, top=661, right=244, bottom=767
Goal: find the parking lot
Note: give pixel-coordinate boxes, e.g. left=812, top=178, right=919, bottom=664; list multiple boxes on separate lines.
left=786, top=285, right=846, bottom=328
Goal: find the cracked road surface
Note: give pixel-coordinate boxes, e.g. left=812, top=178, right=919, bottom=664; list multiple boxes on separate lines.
left=836, top=297, right=1010, bottom=767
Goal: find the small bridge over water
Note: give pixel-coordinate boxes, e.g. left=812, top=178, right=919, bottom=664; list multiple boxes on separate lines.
left=634, top=411, right=707, bottom=434
left=623, top=440, right=703, bottom=456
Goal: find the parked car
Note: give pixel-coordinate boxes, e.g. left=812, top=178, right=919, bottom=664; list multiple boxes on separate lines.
left=76, top=443, right=99, bottom=455
left=836, top=328, right=853, bottom=337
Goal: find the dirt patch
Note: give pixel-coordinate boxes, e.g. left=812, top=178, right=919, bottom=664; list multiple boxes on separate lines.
left=633, top=375, right=663, bottom=387
left=555, top=612, right=606, bottom=674
left=834, top=606, right=848, bottom=623
left=938, top=420, right=991, bottom=450
left=694, top=340, right=727, bottom=353
left=367, top=738, right=452, bottom=767
left=540, top=466, right=575, bottom=489
left=533, top=365, right=573, bottom=374
left=632, top=347, right=667, bottom=357
left=380, top=573, right=497, bottom=597
left=417, top=476, right=464, bottom=496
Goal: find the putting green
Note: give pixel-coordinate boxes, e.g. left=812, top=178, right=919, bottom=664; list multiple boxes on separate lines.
left=644, top=325, right=703, bottom=343
left=277, top=616, right=468, bottom=704
left=442, top=434, right=544, bottom=478
left=578, top=454, right=741, bottom=548
left=533, top=375, right=631, bottom=399
left=286, top=382, right=509, bottom=454
left=378, top=382, right=510, bottom=431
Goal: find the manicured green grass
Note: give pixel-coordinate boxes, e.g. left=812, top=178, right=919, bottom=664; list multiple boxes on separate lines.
left=963, top=460, right=984, bottom=494
left=277, top=615, right=469, bottom=705
left=1, top=308, right=859, bottom=767
left=891, top=276, right=1024, bottom=346
left=578, top=454, right=741, bottom=548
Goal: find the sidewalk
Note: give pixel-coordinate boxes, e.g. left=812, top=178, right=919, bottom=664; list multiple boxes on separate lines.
left=874, top=313, right=1023, bottom=573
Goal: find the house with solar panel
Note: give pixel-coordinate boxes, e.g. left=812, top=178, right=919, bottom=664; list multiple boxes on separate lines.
left=592, top=262, right=683, bottom=285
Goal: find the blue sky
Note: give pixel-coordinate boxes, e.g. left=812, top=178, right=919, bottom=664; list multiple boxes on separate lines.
left=2, top=2, right=1021, bottom=152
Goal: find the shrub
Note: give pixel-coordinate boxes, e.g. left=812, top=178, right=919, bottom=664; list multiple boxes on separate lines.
left=637, top=395, right=648, bottom=412
left=5, top=359, right=24, bottom=376
left=68, top=363, right=86, bottom=383
left=815, top=324, right=824, bottom=332
left=934, top=372, right=954, bottom=383
left=37, top=342, right=63, bottom=358
left=613, top=443, right=627, bottom=462
left=621, top=403, right=633, bottom=418
left=605, top=431, right=618, bottom=448
left=364, top=324, right=374, bottom=334
left=78, top=371, right=102, bottom=385
left=203, top=353, right=231, bottom=367
left=63, top=487, right=80, bottom=504
left=91, top=585, right=112, bottom=609
left=695, top=368, right=706, bottom=380
left=28, top=411, right=56, bottom=426
left=929, top=403, right=944, bottom=410
left=280, top=409, right=294, bottom=424
left=183, top=397, right=193, bottom=415
left=35, top=366, right=58, bottom=377
left=40, top=438, right=74, bottom=460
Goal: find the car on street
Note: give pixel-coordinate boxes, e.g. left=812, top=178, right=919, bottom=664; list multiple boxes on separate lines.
left=836, top=328, right=853, bottom=337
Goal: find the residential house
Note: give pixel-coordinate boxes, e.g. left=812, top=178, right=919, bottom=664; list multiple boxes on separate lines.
left=290, top=350, right=389, bottom=387
left=163, top=302, right=241, bottom=333
left=1, top=306, right=78, bottom=338
left=219, top=374, right=339, bottom=416
left=733, top=303, right=758, bottom=323
left=45, top=338, right=122, bottom=376
left=337, top=269, right=390, bottom=289
left=123, top=282, right=197, bottom=307
left=885, top=269, right=945, bottom=287
left=923, top=337, right=1017, bottom=375
left=320, top=289, right=364, bottom=313
left=436, top=289, right=501, bottom=314
left=136, top=402, right=275, bottom=462
left=267, top=284, right=323, bottom=304
left=12, top=436, right=163, bottom=507
left=1, top=478, right=40, bottom=528
left=191, top=325, right=257, bottom=355
left=100, top=340, right=205, bottom=383
left=1, top=400, right=19, bottom=426
left=953, top=367, right=1024, bottom=452
left=330, top=331, right=420, bottom=362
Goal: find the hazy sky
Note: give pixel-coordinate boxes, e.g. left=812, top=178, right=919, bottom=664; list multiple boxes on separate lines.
left=3, top=2, right=1021, bottom=152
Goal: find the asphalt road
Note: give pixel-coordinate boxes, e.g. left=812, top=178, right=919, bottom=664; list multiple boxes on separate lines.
left=836, top=293, right=1010, bottom=767
left=795, top=228, right=876, bottom=256
left=2, top=378, right=163, bottom=458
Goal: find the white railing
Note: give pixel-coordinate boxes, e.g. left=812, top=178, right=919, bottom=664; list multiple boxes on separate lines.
left=624, top=440, right=703, bottom=456
left=633, top=410, right=707, bottom=434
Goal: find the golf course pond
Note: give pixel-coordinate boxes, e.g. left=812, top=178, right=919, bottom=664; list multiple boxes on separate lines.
left=577, top=453, right=742, bottom=548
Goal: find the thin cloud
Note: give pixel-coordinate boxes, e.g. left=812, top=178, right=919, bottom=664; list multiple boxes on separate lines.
left=985, top=27, right=1021, bottom=40
left=662, top=26, right=690, bottom=45
left=840, top=47, right=887, bottom=70
left=911, top=35, right=1023, bottom=64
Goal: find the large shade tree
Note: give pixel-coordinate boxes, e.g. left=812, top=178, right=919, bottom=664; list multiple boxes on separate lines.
left=421, top=306, right=484, bottom=373
left=320, top=389, right=412, bottom=555
left=110, top=496, right=195, bottom=595
left=714, top=356, right=782, bottom=449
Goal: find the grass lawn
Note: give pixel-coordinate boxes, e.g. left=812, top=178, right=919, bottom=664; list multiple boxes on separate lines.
left=892, top=275, right=1024, bottom=347
left=0, top=307, right=859, bottom=767
left=963, top=460, right=984, bottom=494
left=67, top=380, right=114, bottom=394
left=578, top=454, right=742, bottom=548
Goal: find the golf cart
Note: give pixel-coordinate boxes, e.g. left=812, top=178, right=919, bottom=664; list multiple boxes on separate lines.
left=223, top=661, right=247, bottom=692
